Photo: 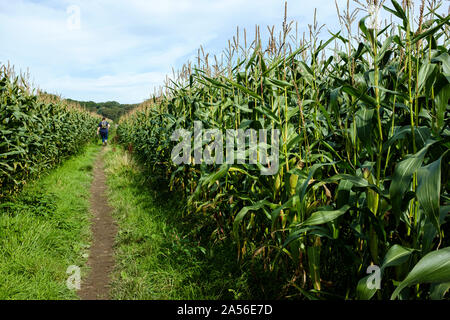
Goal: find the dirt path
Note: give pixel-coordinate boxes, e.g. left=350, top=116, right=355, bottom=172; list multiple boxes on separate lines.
left=79, top=148, right=117, bottom=300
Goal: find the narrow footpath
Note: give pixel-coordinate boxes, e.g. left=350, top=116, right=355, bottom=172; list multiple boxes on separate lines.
left=78, top=147, right=117, bottom=300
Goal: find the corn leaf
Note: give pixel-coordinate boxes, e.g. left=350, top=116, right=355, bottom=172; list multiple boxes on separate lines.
left=391, top=247, right=450, bottom=299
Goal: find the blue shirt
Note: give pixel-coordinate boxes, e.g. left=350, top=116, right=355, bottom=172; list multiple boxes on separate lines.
left=98, top=121, right=109, bottom=133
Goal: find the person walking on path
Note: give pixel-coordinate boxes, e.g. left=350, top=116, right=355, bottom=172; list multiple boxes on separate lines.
left=97, top=117, right=110, bottom=146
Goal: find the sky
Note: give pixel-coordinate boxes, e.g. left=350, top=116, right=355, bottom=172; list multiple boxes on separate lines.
left=0, top=0, right=431, bottom=104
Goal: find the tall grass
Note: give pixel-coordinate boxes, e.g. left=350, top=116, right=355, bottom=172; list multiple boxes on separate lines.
left=104, top=146, right=258, bottom=299
left=0, top=144, right=99, bottom=299
left=118, top=0, right=449, bottom=299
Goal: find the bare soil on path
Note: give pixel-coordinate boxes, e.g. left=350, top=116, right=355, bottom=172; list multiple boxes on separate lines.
left=79, top=147, right=117, bottom=300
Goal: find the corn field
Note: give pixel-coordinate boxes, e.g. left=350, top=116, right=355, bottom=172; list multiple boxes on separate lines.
left=0, top=64, right=100, bottom=199
left=119, top=0, right=450, bottom=299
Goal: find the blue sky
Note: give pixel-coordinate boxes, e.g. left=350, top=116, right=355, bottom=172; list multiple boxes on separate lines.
left=0, top=0, right=429, bottom=103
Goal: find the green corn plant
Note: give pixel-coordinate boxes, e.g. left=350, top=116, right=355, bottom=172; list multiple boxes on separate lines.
left=117, top=0, right=449, bottom=300
left=0, top=65, right=100, bottom=199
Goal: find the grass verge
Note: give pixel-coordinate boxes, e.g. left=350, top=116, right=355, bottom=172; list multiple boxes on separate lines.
left=0, top=143, right=100, bottom=299
left=105, top=145, right=258, bottom=299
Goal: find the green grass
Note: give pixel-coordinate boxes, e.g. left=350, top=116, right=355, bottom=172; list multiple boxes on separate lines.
left=0, top=143, right=100, bottom=299
left=104, top=145, right=265, bottom=300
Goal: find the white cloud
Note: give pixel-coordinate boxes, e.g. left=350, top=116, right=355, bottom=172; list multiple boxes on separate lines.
left=1, top=0, right=432, bottom=103
left=41, top=71, right=167, bottom=103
